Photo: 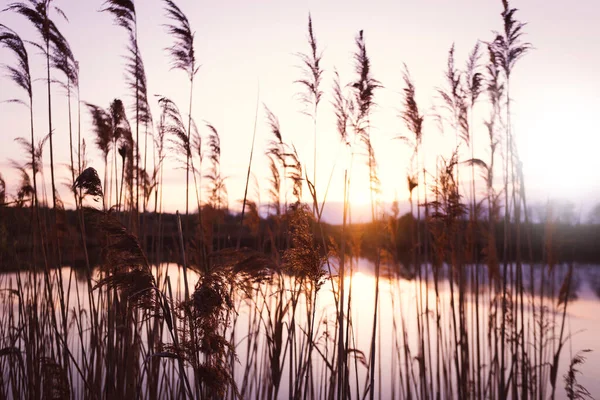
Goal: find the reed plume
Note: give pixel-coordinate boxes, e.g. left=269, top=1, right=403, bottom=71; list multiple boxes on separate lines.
left=437, top=44, right=469, bottom=147
left=11, top=164, right=34, bottom=207
left=109, top=99, right=130, bottom=210
left=401, top=65, right=424, bottom=147
left=265, top=105, right=286, bottom=216
left=205, top=123, right=227, bottom=210
left=86, top=103, right=112, bottom=207
left=493, top=0, right=532, bottom=80
left=400, top=63, right=424, bottom=178
left=563, top=350, right=593, bottom=400
left=0, top=25, right=32, bottom=101
left=73, top=167, right=103, bottom=201
left=351, top=30, right=381, bottom=125
left=160, top=97, right=191, bottom=176
left=295, top=14, right=323, bottom=115
left=13, top=135, right=49, bottom=192
left=332, top=69, right=350, bottom=145
left=51, top=33, right=79, bottom=193
left=286, top=146, right=303, bottom=204
left=163, top=0, right=196, bottom=79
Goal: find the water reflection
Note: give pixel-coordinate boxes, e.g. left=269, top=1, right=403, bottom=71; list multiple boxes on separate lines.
left=0, top=261, right=598, bottom=398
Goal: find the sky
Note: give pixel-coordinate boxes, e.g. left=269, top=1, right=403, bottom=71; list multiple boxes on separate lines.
left=0, top=0, right=599, bottom=223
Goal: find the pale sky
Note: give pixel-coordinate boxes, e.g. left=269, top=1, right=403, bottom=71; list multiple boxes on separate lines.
left=1, top=0, right=599, bottom=222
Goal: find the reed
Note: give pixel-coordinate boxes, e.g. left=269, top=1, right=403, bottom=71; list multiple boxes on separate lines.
left=0, top=1, right=593, bottom=399
left=102, top=0, right=153, bottom=222
left=0, top=25, right=37, bottom=210
left=163, top=0, right=198, bottom=221
left=295, top=13, right=323, bottom=216
left=5, top=0, right=72, bottom=211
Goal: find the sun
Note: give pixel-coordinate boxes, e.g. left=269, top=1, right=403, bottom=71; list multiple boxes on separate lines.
left=348, top=189, right=372, bottom=206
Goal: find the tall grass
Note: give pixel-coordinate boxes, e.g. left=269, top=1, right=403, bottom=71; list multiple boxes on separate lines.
left=0, top=1, right=593, bottom=399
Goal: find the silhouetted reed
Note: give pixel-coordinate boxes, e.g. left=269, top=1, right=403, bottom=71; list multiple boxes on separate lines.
left=5, top=0, right=74, bottom=211
left=163, top=0, right=198, bottom=219
left=295, top=14, right=323, bottom=213
left=103, top=0, right=153, bottom=219
left=0, top=1, right=593, bottom=399
left=0, top=24, right=37, bottom=210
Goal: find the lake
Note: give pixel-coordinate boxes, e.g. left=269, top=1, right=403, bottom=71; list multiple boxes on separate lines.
left=0, top=259, right=598, bottom=399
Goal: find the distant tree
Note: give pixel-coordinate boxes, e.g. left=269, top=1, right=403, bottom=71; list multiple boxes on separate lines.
left=536, top=200, right=578, bottom=225
left=0, top=173, right=5, bottom=205
left=588, top=203, right=600, bottom=224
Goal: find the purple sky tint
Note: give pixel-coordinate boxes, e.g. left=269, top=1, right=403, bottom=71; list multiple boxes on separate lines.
left=0, top=0, right=599, bottom=223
